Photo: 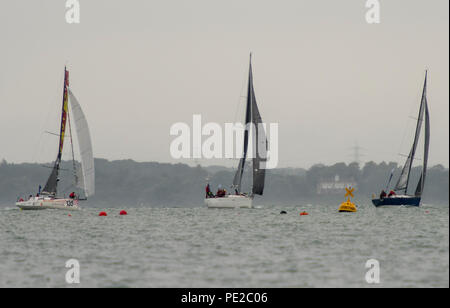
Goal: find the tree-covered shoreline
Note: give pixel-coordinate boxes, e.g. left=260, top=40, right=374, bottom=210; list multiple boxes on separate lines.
left=0, top=159, right=448, bottom=207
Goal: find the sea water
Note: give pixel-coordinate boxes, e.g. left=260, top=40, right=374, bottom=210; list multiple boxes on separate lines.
left=0, top=203, right=448, bottom=288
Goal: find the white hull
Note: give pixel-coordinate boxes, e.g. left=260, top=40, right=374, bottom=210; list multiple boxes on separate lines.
left=205, top=195, right=253, bottom=208
left=16, top=197, right=80, bottom=211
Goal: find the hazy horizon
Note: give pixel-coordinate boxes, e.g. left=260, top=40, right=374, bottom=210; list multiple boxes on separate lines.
left=1, top=0, right=448, bottom=169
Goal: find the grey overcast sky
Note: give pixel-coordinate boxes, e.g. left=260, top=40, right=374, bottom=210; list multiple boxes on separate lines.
left=0, top=0, right=448, bottom=168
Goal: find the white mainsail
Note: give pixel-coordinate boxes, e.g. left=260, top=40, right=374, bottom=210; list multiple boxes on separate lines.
left=68, top=89, right=95, bottom=197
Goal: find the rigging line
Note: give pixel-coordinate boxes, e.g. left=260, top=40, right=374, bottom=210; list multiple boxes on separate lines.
left=396, top=74, right=426, bottom=164
left=41, top=165, right=69, bottom=171
left=232, top=70, right=248, bottom=125
left=398, top=154, right=422, bottom=160
left=60, top=183, right=80, bottom=196
left=409, top=116, right=424, bottom=122
left=44, top=131, right=73, bottom=138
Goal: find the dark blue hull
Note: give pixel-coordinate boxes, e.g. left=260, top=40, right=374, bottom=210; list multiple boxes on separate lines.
left=372, top=197, right=421, bottom=207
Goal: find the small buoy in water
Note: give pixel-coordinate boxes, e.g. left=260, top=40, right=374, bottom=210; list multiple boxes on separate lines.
left=338, top=200, right=357, bottom=213
left=68, top=214, right=72, bottom=217
left=425, top=211, right=430, bottom=214
left=280, top=211, right=287, bottom=215
left=339, top=187, right=357, bottom=212
left=99, top=211, right=107, bottom=217
left=300, top=211, right=309, bottom=216
left=119, top=210, right=127, bottom=216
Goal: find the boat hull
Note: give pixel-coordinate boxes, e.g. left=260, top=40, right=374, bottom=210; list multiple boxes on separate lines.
left=372, top=196, right=421, bottom=207
left=205, top=195, right=253, bottom=208
left=16, top=198, right=80, bottom=211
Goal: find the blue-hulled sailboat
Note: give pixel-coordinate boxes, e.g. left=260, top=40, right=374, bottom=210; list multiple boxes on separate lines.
left=372, top=71, right=430, bottom=207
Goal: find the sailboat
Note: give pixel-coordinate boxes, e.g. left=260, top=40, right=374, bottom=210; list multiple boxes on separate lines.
left=205, top=54, right=267, bottom=209
left=372, top=71, right=430, bottom=207
left=16, top=67, right=95, bottom=211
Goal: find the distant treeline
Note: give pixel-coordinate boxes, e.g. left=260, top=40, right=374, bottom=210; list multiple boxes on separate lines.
left=0, top=159, right=448, bottom=207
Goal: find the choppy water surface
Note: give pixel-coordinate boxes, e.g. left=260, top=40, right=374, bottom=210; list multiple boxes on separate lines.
left=0, top=203, right=448, bottom=288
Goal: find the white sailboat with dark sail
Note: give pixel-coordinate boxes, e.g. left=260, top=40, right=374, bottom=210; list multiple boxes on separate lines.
left=16, top=67, right=95, bottom=211
left=372, top=71, right=430, bottom=207
left=205, top=55, right=267, bottom=209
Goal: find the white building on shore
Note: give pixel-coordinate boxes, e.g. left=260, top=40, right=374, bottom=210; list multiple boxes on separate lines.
left=317, top=175, right=358, bottom=195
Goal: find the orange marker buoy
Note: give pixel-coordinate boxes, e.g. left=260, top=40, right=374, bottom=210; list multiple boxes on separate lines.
left=300, top=211, right=309, bottom=216
left=119, top=210, right=127, bottom=216
left=99, top=211, right=107, bottom=217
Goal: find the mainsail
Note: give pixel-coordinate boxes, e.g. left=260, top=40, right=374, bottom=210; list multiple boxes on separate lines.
left=394, top=71, right=429, bottom=194
left=42, top=68, right=70, bottom=196
left=251, top=81, right=267, bottom=196
left=68, top=89, right=95, bottom=197
left=232, top=55, right=267, bottom=196
left=415, top=98, right=430, bottom=197
left=42, top=68, right=95, bottom=199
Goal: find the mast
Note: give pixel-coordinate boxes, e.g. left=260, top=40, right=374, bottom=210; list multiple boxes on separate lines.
left=394, top=71, right=427, bottom=194
left=42, top=67, right=70, bottom=196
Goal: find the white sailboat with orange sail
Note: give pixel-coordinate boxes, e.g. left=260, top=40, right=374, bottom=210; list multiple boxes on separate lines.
left=16, top=67, right=95, bottom=211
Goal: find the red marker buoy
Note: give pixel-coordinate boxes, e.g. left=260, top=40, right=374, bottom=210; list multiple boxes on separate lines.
left=99, top=211, right=107, bottom=217
left=119, top=210, right=127, bottom=216
left=68, top=214, right=72, bottom=217
left=300, top=211, right=309, bottom=216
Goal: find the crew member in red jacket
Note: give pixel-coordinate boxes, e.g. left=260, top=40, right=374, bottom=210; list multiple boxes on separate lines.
left=205, top=184, right=214, bottom=198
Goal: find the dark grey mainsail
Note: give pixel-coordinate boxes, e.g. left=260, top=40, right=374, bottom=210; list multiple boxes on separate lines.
left=394, top=71, right=429, bottom=194
left=415, top=98, right=430, bottom=197
left=251, top=82, right=267, bottom=195
left=232, top=54, right=267, bottom=196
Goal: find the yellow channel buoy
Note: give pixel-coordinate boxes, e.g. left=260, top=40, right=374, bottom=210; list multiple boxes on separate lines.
left=339, top=187, right=357, bottom=213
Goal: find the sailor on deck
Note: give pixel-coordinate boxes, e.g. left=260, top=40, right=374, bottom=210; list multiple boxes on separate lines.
left=205, top=184, right=214, bottom=198
left=388, top=190, right=396, bottom=197
left=216, top=185, right=226, bottom=198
